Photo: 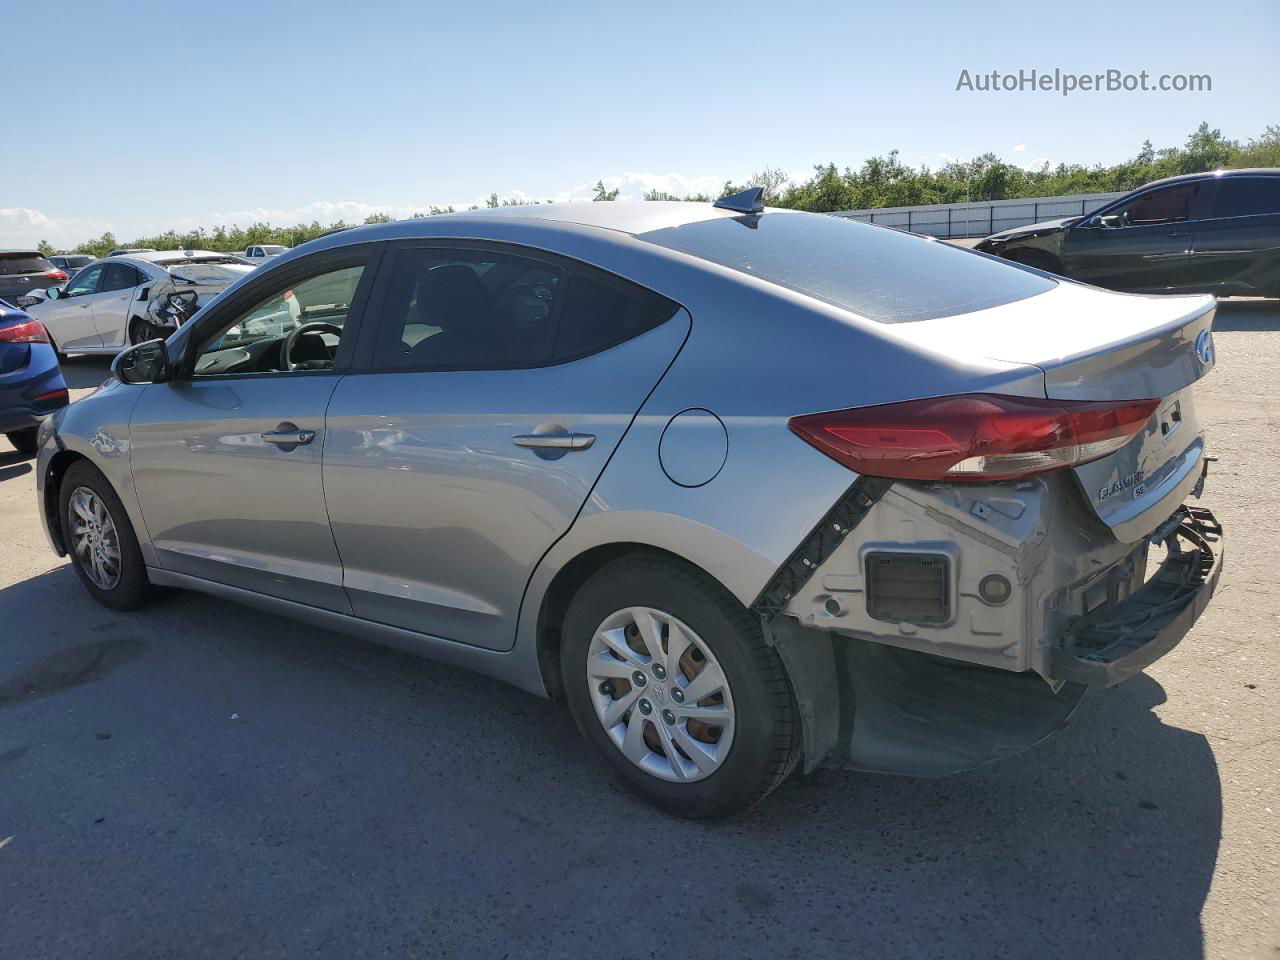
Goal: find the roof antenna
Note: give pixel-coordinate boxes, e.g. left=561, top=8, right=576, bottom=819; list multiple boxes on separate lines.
left=714, top=186, right=765, bottom=214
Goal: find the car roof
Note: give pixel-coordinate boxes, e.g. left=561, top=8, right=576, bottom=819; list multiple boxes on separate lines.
left=1141, top=167, right=1280, bottom=190
left=447, top=200, right=746, bottom=235
left=129, top=249, right=240, bottom=263
left=0, top=248, right=46, bottom=256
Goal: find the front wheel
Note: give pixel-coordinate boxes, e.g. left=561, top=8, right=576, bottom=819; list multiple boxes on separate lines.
left=561, top=556, right=801, bottom=818
left=59, top=460, right=150, bottom=610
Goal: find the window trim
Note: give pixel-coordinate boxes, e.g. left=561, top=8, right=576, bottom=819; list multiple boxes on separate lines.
left=173, top=242, right=385, bottom=382
left=350, top=237, right=682, bottom=375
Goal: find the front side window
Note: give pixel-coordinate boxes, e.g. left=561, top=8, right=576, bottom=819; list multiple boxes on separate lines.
left=1113, top=184, right=1196, bottom=226
left=193, top=263, right=365, bottom=377
left=1210, top=177, right=1280, bottom=218
left=65, top=264, right=104, bottom=296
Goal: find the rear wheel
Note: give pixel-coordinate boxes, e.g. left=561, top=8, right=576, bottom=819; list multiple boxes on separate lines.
left=561, top=556, right=800, bottom=818
left=59, top=460, right=150, bottom=610
left=128, top=317, right=157, bottom=345
left=5, top=428, right=37, bottom=455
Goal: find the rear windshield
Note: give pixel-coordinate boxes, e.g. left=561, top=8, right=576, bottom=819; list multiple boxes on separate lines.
left=0, top=252, right=53, bottom=275
left=261, top=245, right=287, bottom=255
left=640, top=213, right=1056, bottom=323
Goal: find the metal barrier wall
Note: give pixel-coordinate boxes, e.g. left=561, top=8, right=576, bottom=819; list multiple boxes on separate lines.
left=832, top=192, right=1125, bottom=239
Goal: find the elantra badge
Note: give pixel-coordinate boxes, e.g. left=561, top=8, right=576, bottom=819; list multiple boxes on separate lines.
left=1195, top=329, right=1215, bottom=366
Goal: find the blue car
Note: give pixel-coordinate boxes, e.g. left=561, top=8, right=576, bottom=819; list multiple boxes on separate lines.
left=0, top=299, right=68, bottom=455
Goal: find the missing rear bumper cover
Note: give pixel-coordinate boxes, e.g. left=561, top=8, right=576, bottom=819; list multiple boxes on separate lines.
left=751, top=476, right=893, bottom=624
left=1052, top=505, right=1223, bottom=686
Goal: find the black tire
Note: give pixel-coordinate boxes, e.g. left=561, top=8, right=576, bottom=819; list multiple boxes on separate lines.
left=128, top=317, right=150, bottom=345
left=59, top=460, right=150, bottom=610
left=561, top=556, right=801, bottom=819
left=5, top=427, right=38, bottom=456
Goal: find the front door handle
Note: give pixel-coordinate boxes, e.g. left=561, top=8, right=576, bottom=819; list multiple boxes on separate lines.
left=261, top=424, right=316, bottom=446
left=512, top=432, right=595, bottom=451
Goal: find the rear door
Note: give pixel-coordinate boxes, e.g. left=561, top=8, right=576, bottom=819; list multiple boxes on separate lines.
left=1187, top=175, right=1280, bottom=295
left=1062, top=181, right=1204, bottom=291
left=93, top=262, right=144, bottom=348
left=323, top=242, right=690, bottom=650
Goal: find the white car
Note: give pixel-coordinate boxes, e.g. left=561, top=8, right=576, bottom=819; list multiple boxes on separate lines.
left=242, top=244, right=290, bottom=265
left=22, top=251, right=254, bottom=355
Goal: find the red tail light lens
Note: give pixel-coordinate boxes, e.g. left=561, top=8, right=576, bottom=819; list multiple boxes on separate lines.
left=46, top=269, right=69, bottom=282
left=789, top=394, right=1159, bottom=482
left=0, top=318, right=51, bottom=344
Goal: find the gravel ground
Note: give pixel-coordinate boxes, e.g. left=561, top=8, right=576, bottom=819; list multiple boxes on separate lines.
left=1, top=300, right=1276, bottom=959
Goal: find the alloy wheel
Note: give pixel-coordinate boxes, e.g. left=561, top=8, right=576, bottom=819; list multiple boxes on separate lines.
left=68, top=486, right=122, bottom=590
left=586, top=606, right=735, bottom=783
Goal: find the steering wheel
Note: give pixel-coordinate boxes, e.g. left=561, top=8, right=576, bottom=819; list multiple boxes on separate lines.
left=281, top=321, right=342, bottom=371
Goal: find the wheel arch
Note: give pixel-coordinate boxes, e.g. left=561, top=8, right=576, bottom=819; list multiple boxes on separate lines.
left=42, top=448, right=92, bottom=555
left=531, top=541, right=750, bottom=701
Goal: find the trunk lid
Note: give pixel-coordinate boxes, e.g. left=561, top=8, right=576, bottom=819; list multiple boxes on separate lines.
left=893, top=282, right=1217, bottom=542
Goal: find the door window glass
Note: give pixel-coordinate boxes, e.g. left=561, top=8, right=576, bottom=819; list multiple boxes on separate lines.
left=554, top=271, right=679, bottom=361
left=1210, top=177, right=1280, bottom=218
left=371, top=249, right=565, bottom=369
left=1114, top=184, right=1195, bottom=225
left=193, top=263, right=365, bottom=377
left=101, top=263, right=140, bottom=292
left=65, top=264, right=104, bottom=296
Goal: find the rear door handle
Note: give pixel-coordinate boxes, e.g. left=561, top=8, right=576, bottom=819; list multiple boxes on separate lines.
left=512, top=432, right=595, bottom=450
left=261, top=424, right=316, bottom=446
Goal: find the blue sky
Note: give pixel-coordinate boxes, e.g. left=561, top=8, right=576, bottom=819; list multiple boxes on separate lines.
left=2, top=0, right=1276, bottom=247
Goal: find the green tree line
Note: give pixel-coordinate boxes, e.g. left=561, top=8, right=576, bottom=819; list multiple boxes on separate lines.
left=40, top=122, right=1279, bottom=258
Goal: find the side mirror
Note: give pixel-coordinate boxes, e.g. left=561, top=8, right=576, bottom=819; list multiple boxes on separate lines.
left=1098, top=214, right=1123, bottom=228
left=112, top=339, right=171, bottom=385
left=45, top=286, right=63, bottom=300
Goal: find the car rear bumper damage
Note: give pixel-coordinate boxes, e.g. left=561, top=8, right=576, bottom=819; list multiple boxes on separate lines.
left=1050, top=505, right=1222, bottom=686
left=763, top=470, right=1225, bottom=777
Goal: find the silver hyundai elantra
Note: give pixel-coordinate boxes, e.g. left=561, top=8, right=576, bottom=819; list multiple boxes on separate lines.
left=35, top=191, right=1224, bottom=817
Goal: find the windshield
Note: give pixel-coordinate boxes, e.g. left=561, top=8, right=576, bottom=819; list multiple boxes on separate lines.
left=640, top=213, right=1056, bottom=323
left=262, top=246, right=288, bottom=255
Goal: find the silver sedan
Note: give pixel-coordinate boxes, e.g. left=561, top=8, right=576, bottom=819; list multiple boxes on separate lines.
left=34, top=192, right=1225, bottom=817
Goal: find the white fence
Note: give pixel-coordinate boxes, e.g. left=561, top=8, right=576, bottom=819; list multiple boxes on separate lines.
left=832, top=192, right=1125, bottom=239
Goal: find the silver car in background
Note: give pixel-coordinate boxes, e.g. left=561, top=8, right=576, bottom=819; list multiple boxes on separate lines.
left=34, top=193, right=1224, bottom=817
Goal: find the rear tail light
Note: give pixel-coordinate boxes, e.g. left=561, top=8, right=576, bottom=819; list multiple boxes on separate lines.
left=0, top=318, right=51, bottom=344
left=789, top=394, right=1159, bottom=483
left=46, top=269, right=68, bottom=282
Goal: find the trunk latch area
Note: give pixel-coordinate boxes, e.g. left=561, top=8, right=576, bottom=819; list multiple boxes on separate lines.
left=1051, top=506, right=1223, bottom=687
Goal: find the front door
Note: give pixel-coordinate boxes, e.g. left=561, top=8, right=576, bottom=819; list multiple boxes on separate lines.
left=41, top=263, right=107, bottom=351
left=323, top=243, right=690, bottom=650
left=128, top=255, right=375, bottom=610
left=1063, top=181, right=1203, bottom=292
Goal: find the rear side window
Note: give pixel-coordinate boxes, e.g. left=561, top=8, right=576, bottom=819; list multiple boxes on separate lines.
left=1210, top=177, right=1280, bottom=218
left=0, top=252, right=52, bottom=275
left=640, top=213, right=1055, bottom=324
left=370, top=246, right=677, bottom=370
left=102, top=263, right=142, bottom=292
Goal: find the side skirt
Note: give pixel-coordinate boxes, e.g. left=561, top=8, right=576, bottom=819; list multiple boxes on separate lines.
left=146, top=568, right=550, bottom=697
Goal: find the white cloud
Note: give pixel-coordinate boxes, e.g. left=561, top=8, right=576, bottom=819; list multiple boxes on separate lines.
left=1013, top=143, right=1027, bottom=152
left=1019, top=156, right=1053, bottom=170
left=0, top=207, right=112, bottom=250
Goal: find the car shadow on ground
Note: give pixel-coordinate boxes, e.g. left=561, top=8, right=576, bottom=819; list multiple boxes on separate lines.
left=1214, top=298, right=1280, bottom=331
left=0, top=566, right=1222, bottom=958
left=56, top=354, right=114, bottom=390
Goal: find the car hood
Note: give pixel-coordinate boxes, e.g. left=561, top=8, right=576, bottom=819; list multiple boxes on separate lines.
left=981, top=216, right=1078, bottom=244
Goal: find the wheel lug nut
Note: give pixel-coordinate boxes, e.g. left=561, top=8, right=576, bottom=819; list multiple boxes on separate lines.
left=671, top=688, right=684, bottom=703
left=632, top=670, right=647, bottom=687
left=638, top=699, right=652, bottom=716
left=652, top=664, right=667, bottom=680
left=662, top=709, right=676, bottom=726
